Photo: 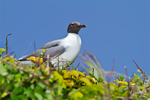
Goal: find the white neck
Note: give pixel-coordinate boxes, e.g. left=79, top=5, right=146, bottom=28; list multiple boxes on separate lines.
left=65, top=33, right=81, bottom=44
left=67, top=33, right=78, bottom=36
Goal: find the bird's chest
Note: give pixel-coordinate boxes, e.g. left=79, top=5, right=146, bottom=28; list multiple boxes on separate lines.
left=61, top=37, right=81, bottom=61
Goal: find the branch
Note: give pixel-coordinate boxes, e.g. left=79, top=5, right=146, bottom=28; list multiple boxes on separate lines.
left=2, top=52, right=14, bottom=58
left=6, top=33, right=12, bottom=55
left=133, top=60, right=148, bottom=80
left=125, top=66, right=130, bottom=100
left=104, top=71, right=131, bottom=80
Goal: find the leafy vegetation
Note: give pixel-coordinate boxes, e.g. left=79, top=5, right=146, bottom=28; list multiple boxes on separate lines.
left=0, top=46, right=150, bottom=100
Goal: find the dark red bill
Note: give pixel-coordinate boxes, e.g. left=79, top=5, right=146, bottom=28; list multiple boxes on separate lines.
left=78, top=24, right=86, bottom=28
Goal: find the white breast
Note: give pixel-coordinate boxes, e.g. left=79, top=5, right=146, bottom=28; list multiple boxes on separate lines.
left=50, top=33, right=81, bottom=68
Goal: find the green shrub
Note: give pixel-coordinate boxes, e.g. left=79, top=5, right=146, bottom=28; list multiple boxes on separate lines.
left=0, top=48, right=150, bottom=100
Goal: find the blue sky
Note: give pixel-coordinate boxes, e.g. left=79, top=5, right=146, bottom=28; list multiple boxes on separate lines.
left=0, top=0, right=150, bottom=77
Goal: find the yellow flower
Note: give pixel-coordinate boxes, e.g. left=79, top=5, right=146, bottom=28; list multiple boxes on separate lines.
left=27, top=56, right=43, bottom=63
left=118, top=79, right=128, bottom=85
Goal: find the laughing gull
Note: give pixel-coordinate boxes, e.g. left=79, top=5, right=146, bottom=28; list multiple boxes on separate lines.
left=18, top=21, right=86, bottom=69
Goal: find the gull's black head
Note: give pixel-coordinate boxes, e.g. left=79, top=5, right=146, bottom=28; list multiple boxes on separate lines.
left=67, top=21, right=86, bottom=34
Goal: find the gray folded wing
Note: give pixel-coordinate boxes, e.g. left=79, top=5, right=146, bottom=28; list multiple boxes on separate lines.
left=19, top=39, right=65, bottom=61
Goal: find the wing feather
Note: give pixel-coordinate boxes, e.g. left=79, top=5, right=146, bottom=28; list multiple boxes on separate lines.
left=19, top=39, right=65, bottom=61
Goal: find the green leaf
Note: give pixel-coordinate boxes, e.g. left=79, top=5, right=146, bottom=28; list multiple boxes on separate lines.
left=30, top=84, right=35, bottom=89
left=12, top=88, right=22, bottom=94
left=11, top=94, right=19, bottom=100
left=39, top=52, right=44, bottom=56
left=34, top=92, right=43, bottom=100
left=1, top=92, right=8, bottom=98
left=0, top=76, right=5, bottom=85
left=6, top=65, right=14, bottom=71
left=7, top=83, right=14, bottom=91
left=24, top=88, right=37, bottom=99
left=0, top=48, right=6, bottom=55
left=97, top=77, right=104, bottom=82
left=79, top=77, right=92, bottom=86
left=46, top=93, right=53, bottom=100
left=68, top=89, right=79, bottom=96
left=119, top=75, right=124, bottom=81
left=37, top=82, right=46, bottom=89
left=69, top=90, right=83, bottom=100
left=134, top=73, right=140, bottom=80
left=0, top=63, right=8, bottom=76
left=0, top=48, right=6, bottom=52
left=18, top=94, right=28, bottom=100
left=137, top=69, right=141, bottom=73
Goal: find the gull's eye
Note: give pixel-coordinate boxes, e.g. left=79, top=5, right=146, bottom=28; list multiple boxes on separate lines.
left=70, top=24, right=74, bottom=26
